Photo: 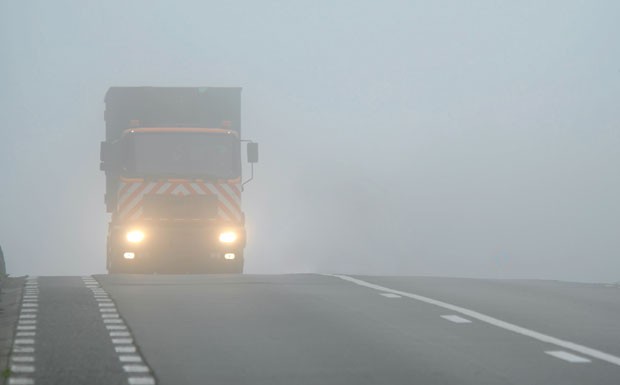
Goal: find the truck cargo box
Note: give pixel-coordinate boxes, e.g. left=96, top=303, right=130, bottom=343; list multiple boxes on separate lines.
left=104, top=87, right=242, bottom=141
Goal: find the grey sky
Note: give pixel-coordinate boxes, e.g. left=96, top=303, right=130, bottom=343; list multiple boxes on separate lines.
left=1, top=1, right=618, bottom=281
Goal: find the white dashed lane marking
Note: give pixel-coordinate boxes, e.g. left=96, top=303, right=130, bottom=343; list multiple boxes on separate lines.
left=123, top=364, right=150, bottom=373
left=13, top=346, right=34, bottom=354
left=7, top=378, right=34, bottom=385
left=441, top=315, right=472, bottom=324
left=9, top=276, right=38, bottom=385
left=116, top=346, right=137, bottom=353
left=107, top=325, right=128, bottom=330
left=10, top=365, right=35, bottom=373
left=82, top=276, right=157, bottom=385
left=15, top=330, right=36, bottom=335
left=104, top=319, right=124, bottom=324
left=332, top=275, right=620, bottom=367
left=111, top=332, right=131, bottom=337
left=546, top=350, right=592, bottom=363
left=11, top=356, right=35, bottom=363
left=128, top=377, right=156, bottom=385
left=113, top=338, right=134, bottom=344
left=120, top=355, right=143, bottom=363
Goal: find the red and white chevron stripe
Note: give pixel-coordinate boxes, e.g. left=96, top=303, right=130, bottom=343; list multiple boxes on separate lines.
left=116, top=180, right=242, bottom=222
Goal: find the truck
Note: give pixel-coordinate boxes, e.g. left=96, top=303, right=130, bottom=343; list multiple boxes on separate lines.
left=100, top=87, right=258, bottom=274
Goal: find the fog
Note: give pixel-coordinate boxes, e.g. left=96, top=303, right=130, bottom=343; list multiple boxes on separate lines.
left=1, top=1, right=618, bottom=282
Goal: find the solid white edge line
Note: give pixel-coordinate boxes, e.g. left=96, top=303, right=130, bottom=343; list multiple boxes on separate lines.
left=546, top=350, right=591, bottom=363
left=441, top=315, right=472, bottom=324
left=329, top=274, right=620, bottom=367
left=380, top=293, right=402, bottom=298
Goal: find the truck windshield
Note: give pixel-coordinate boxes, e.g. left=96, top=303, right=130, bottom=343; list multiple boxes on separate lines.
left=123, top=132, right=240, bottom=179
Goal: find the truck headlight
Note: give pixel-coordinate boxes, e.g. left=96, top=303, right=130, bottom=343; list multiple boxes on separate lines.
left=218, top=231, right=237, bottom=243
left=126, top=230, right=145, bottom=243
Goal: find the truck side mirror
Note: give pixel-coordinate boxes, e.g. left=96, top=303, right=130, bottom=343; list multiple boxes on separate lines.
left=247, top=142, right=259, bottom=163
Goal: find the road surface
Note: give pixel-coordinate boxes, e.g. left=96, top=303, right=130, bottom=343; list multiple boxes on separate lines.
left=4, top=274, right=620, bottom=384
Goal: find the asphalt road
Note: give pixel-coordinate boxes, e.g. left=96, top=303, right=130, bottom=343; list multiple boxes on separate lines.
left=5, top=274, right=620, bottom=385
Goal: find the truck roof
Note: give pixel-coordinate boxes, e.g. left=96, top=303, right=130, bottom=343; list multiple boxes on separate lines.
left=104, top=87, right=242, bottom=141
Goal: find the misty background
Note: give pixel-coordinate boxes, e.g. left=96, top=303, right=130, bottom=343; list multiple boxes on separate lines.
left=1, top=1, right=618, bottom=281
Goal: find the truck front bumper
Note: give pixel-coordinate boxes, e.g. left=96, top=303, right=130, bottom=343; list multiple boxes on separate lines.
left=107, top=222, right=245, bottom=273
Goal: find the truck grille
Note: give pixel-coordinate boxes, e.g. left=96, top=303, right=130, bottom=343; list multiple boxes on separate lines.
left=142, top=194, right=218, bottom=220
